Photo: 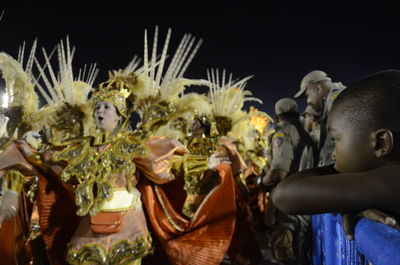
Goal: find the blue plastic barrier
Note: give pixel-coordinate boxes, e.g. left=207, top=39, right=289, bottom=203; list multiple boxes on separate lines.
left=312, top=213, right=367, bottom=265
left=312, top=214, right=400, bottom=265
left=355, top=218, right=400, bottom=265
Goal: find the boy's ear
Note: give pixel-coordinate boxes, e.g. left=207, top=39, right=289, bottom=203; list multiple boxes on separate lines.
left=374, top=128, right=394, bottom=158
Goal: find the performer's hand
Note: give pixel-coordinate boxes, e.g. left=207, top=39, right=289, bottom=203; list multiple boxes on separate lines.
left=219, top=137, right=237, bottom=154
left=219, top=137, right=247, bottom=174
left=208, top=152, right=230, bottom=169
left=0, top=190, right=19, bottom=226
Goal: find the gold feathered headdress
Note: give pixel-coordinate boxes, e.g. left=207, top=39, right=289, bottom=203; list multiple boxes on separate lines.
left=153, top=93, right=212, bottom=137
left=103, top=27, right=208, bottom=133
left=0, top=40, right=39, bottom=139
left=132, top=26, right=206, bottom=111
left=248, top=106, right=273, bottom=134
left=91, top=87, right=131, bottom=119
left=206, top=69, right=262, bottom=135
left=33, top=38, right=98, bottom=142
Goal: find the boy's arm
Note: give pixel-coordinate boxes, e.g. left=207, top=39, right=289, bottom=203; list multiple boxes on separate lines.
left=262, top=169, right=288, bottom=187
left=284, top=164, right=337, bottom=179
left=272, top=165, right=400, bottom=216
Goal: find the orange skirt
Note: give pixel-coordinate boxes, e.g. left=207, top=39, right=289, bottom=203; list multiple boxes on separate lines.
left=139, top=163, right=237, bottom=265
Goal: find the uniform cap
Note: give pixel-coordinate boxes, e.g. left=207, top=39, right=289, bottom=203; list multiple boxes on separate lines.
left=295, top=70, right=332, bottom=98
left=275, top=98, right=298, bottom=115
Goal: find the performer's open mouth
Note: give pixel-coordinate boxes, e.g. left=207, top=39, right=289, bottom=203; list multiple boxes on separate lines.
left=98, top=116, right=104, bottom=121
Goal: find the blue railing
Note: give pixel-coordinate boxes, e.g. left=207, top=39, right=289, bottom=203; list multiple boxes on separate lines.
left=355, top=218, right=400, bottom=265
left=312, top=214, right=400, bottom=265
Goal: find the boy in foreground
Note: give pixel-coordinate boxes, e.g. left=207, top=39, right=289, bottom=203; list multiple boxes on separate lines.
left=272, top=70, right=400, bottom=261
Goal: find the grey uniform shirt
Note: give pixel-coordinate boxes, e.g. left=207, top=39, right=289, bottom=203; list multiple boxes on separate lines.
left=318, top=82, right=346, bottom=166
left=269, top=123, right=300, bottom=173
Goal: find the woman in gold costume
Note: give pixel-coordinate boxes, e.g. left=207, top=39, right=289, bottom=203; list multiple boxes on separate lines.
left=0, top=37, right=189, bottom=265
left=1, top=87, right=188, bottom=265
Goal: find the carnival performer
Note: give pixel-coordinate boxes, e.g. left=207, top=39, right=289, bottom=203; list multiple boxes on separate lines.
left=239, top=106, right=272, bottom=230
left=0, top=41, right=45, bottom=265
left=204, top=69, right=265, bottom=265
left=103, top=28, right=240, bottom=265
left=0, top=37, right=189, bottom=265
left=146, top=67, right=266, bottom=265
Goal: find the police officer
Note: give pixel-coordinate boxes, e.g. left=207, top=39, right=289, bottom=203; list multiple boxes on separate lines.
left=294, top=70, right=345, bottom=166
left=302, top=105, right=321, bottom=148
left=260, top=98, right=317, bottom=265
left=294, top=71, right=348, bottom=265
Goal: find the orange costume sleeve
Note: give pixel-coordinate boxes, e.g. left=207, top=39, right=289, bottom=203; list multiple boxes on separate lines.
left=135, top=136, right=188, bottom=184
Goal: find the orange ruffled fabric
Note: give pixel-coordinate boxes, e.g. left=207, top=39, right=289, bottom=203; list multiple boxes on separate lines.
left=0, top=142, right=35, bottom=264
left=0, top=191, right=32, bottom=265
left=139, top=163, right=236, bottom=265
left=37, top=172, right=79, bottom=265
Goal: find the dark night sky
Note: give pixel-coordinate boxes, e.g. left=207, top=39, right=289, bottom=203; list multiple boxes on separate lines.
left=1, top=2, right=400, bottom=115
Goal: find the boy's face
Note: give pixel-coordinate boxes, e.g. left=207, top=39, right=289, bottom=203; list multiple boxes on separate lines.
left=327, top=106, right=380, bottom=173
